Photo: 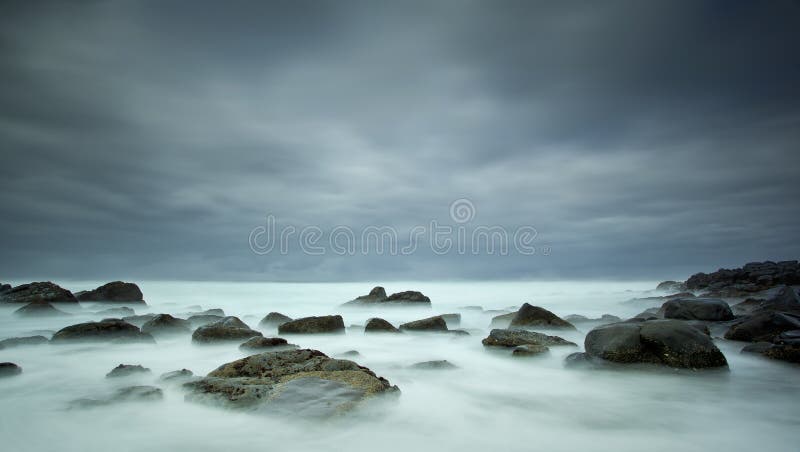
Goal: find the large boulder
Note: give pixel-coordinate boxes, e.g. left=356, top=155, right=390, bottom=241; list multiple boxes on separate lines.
left=0, top=362, right=23, bottom=378
left=278, top=315, right=345, bottom=334
left=258, top=312, right=292, bottom=328
left=51, top=319, right=154, bottom=343
left=141, top=314, right=191, bottom=335
left=399, top=315, right=448, bottom=332
left=660, top=298, right=734, bottom=321
left=582, top=320, right=727, bottom=369
left=192, top=317, right=263, bottom=343
left=509, top=303, right=575, bottom=330
left=184, top=349, right=399, bottom=417
left=724, top=312, right=800, bottom=342
left=75, top=281, right=144, bottom=303
left=482, top=329, right=577, bottom=347
left=364, top=318, right=400, bottom=333
left=13, top=301, right=71, bottom=317
left=0, top=336, right=49, bottom=349
left=1, top=282, right=78, bottom=303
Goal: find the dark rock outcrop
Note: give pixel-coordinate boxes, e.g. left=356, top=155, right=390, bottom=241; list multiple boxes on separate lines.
left=258, top=312, right=292, bottom=328
left=583, top=320, right=728, bottom=369
left=482, top=329, right=577, bottom=347
left=386, top=291, right=430, bottom=303
left=239, top=336, right=297, bottom=352
left=399, top=315, right=448, bottom=332
left=509, top=303, right=575, bottom=330
left=106, top=364, right=151, bottom=378
left=278, top=315, right=345, bottom=334
left=1, top=282, right=78, bottom=304
left=364, top=317, right=400, bottom=333
left=0, top=336, right=49, bottom=349
left=349, top=286, right=388, bottom=304
left=13, top=301, right=71, bottom=317
left=192, top=317, right=263, bottom=343
left=724, top=312, right=800, bottom=342
left=51, top=319, right=154, bottom=343
left=732, top=286, right=800, bottom=316
left=75, top=281, right=144, bottom=303
left=141, top=314, right=191, bottom=335
left=685, top=260, right=800, bottom=294
left=0, top=362, right=22, bottom=377
left=660, top=298, right=734, bottom=321
left=184, top=349, right=399, bottom=417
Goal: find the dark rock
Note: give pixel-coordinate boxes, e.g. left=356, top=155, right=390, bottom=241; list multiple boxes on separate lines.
left=686, top=261, right=800, bottom=293
left=563, top=352, right=595, bottom=368
left=343, top=288, right=432, bottom=306
left=656, top=280, right=688, bottom=292
left=448, top=329, right=471, bottom=336
left=159, top=369, right=195, bottom=382
left=187, top=314, right=224, bottom=327
left=660, top=298, right=734, bottom=321
left=141, top=314, right=191, bottom=335
left=509, top=303, right=575, bottom=330
left=399, top=315, right=448, bottom=332
left=1, top=282, right=78, bottom=304
left=121, top=314, right=157, bottom=327
left=106, top=364, right=151, bottom=378
left=0, top=336, right=48, bottom=349
left=258, top=312, right=292, bottom=328
left=0, top=283, right=11, bottom=293
left=75, top=281, right=144, bottom=303
left=762, top=344, right=800, bottom=363
left=183, top=349, right=398, bottom=417
left=512, top=344, right=550, bottom=357
left=584, top=320, right=727, bottom=369
left=440, top=313, right=461, bottom=327
left=409, top=360, right=458, bottom=370
left=239, top=336, right=297, bottom=352
left=482, top=329, right=577, bottom=347
left=13, top=301, right=71, bottom=317
left=94, top=307, right=136, bottom=317
left=192, top=317, right=263, bottom=343
left=51, top=319, right=154, bottom=343
left=387, top=290, right=430, bottom=303
left=0, top=362, right=22, bottom=377
left=364, top=317, right=400, bottom=333
left=278, top=315, right=345, bottom=334
left=773, top=329, right=800, bottom=345
left=69, top=385, right=162, bottom=408
left=724, top=312, right=800, bottom=342
left=741, top=342, right=775, bottom=354
left=351, top=286, right=388, bottom=303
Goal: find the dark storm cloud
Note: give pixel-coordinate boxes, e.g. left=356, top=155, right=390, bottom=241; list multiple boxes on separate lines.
left=1, top=0, right=799, bottom=282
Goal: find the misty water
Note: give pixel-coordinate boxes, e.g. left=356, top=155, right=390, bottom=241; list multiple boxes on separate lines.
left=1, top=281, right=798, bottom=452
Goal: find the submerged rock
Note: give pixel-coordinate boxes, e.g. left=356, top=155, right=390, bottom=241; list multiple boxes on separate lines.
left=512, top=344, right=550, bottom=357
left=258, top=312, right=292, bottom=328
left=509, top=303, right=575, bottom=330
left=583, top=320, right=728, bottom=369
left=0, top=336, right=49, bottom=349
left=399, top=315, right=448, bottom=332
left=192, top=317, right=262, bottom=343
left=0, top=362, right=22, bottom=377
left=94, top=307, right=136, bottom=317
left=239, top=336, right=297, bottom=352
left=51, top=319, right=154, bottom=343
left=482, top=329, right=577, bottom=347
left=660, top=298, right=734, bottom=321
left=564, top=314, right=621, bottom=324
left=343, top=287, right=431, bottom=306
left=347, top=286, right=388, bottom=304
left=69, top=385, right=163, bottom=409
left=121, top=314, right=157, bottom=327
left=13, top=301, right=71, bottom=317
left=187, top=314, right=224, bottom=328
left=278, top=315, right=345, bottom=334
left=75, top=281, right=145, bottom=303
left=159, top=369, right=195, bottom=383
left=440, top=313, right=461, bottom=328
left=184, top=349, right=398, bottom=417
left=364, top=317, right=400, bottom=333
left=1, top=281, right=78, bottom=304
left=141, top=314, right=191, bottom=335
left=409, top=360, right=458, bottom=370
left=106, top=364, right=151, bottom=378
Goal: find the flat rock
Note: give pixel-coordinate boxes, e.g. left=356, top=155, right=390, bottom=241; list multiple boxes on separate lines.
left=75, top=281, right=145, bottom=303
left=509, top=303, right=576, bottom=330
left=51, top=319, right=154, bottom=343
left=399, top=315, right=448, bottom=332
left=1, top=281, right=78, bottom=303
left=364, top=317, right=400, bottom=333
left=160, top=369, right=195, bottom=383
left=482, top=329, right=577, bottom=347
left=192, top=317, right=262, bottom=343
left=278, top=315, right=345, bottom=334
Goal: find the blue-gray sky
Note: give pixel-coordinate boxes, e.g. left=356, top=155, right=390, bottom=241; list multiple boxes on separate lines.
left=1, top=0, right=799, bottom=282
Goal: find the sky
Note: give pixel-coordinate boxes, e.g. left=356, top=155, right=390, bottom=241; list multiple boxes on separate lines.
left=1, top=0, right=799, bottom=282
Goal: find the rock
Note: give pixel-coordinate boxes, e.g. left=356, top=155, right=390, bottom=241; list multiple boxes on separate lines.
left=761, top=344, right=800, bottom=363
left=94, top=307, right=136, bottom=317
left=343, top=288, right=432, bottom=306
left=563, top=352, right=595, bottom=368
left=69, top=385, right=162, bottom=408
left=187, top=308, right=225, bottom=317
left=564, top=314, right=622, bottom=324
left=512, top=344, right=550, bottom=357
left=448, top=329, right=471, bottom=336
left=440, top=313, right=461, bottom=327
left=75, top=281, right=145, bottom=303
left=686, top=260, right=800, bottom=293
left=1, top=282, right=78, bottom=304
left=733, top=285, right=800, bottom=315
left=141, top=314, right=191, bottom=335
left=656, top=280, right=688, bottom=292
left=278, top=315, right=345, bottom=334
left=338, top=350, right=361, bottom=358
left=13, top=301, right=70, bottom=317
left=724, top=312, right=800, bottom=342
left=364, top=318, right=401, bottom=333
left=51, top=319, right=154, bottom=343
left=239, top=336, right=297, bottom=352
left=509, top=303, right=575, bottom=330
left=0, top=336, right=49, bottom=349
left=121, top=314, right=157, bottom=327
left=0, top=283, right=11, bottom=293
left=183, top=349, right=398, bottom=417
left=187, top=314, right=224, bottom=327
left=106, top=364, right=151, bottom=378
left=0, top=362, right=22, bottom=377
left=482, top=329, right=577, bottom=347
left=258, top=312, right=292, bottom=328
left=399, top=315, right=448, bottom=332
left=583, top=320, right=728, bottom=369
left=386, top=291, right=431, bottom=304
left=741, top=342, right=776, bottom=354
left=350, top=286, right=388, bottom=304
left=159, top=369, right=195, bottom=383
left=192, top=317, right=263, bottom=343
left=409, top=360, right=458, bottom=370
left=489, top=312, right=516, bottom=328
left=629, top=307, right=661, bottom=321
left=660, top=298, right=734, bottom=321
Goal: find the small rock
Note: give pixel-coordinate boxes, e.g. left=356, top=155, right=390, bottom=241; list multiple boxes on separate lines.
left=0, top=336, right=49, bottom=349
left=258, top=312, right=292, bottom=328
left=364, top=318, right=400, bottom=333
left=192, top=317, right=262, bottom=343
left=159, top=369, right=195, bottom=382
left=409, top=360, right=458, bottom=370
left=399, top=315, right=448, bottom=332
left=76, top=281, right=145, bottom=303
left=51, top=319, right=154, bottom=343
left=510, top=303, right=575, bottom=330
left=0, top=362, right=22, bottom=377
left=13, top=301, right=71, bottom=317
left=69, top=385, right=163, bottom=408
left=106, top=364, right=151, bottom=378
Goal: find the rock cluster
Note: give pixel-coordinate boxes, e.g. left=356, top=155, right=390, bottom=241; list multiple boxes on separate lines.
left=343, top=287, right=432, bottom=306
left=1, top=282, right=77, bottom=304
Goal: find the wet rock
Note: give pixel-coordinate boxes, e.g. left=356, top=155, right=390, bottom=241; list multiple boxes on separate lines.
left=686, top=261, right=800, bottom=293
left=94, top=307, right=136, bottom=317
left=399, top=315, right=448, bottom=332
left=0, top=362, right=22, bottom=377
left=51, top=319, right=154, bottom=343
left=733, top=286, right=800, bottom=316
left=347, top=286, right=388, bottom=304
left=482, top=329, right=577, bottom=347
left=724, top=312, right=800, bottom=342
left=440, top=313, right=461, bottom=328
left=409, top=360, right=458, bottom=370
left=660, top=298, right=734, bottom=321
left=69, top=386, right=163, bottom=408
left=258, top=312, right=292, bottom=328
left=159, top=369, right=195, bottom=383
left=584, top=320, right=728, bottom=369
left=184, top=349, right=398, bottom=417
left=0, top=281, right=78, bottom=304
left=278, top=315, right=345, bottom=334
left=656, top=280, right=688, bottom=292
left=75, top=281, right=145, bottom=303
left=386, top=291, right=431, bottom=304
left=512, top=344, right=550, bottom=357
left=364, top=317, right=400, bottom=333
left=509, top=303, right=575, bottom=330
left=141, top=314, right=191, bottom=335
left=13, top=301, right=70, bottom=317
left=192, top=317, right=263, bottom=343
left=343, top=287, right=432, bottom=306
left=187, top=314, right=224, bottom=327
left=239, top=336, right=297, bottom=352
left=564, top=314, right=622, bottom=324
left=0, top=336, right=49, bottom=349
left=106, top=364, right=151, bottom=378
left=121, top=314, right=157, bottom=327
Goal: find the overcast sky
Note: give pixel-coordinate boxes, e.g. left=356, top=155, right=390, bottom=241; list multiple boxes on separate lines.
left=1, top=0, right=799, bottom=282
